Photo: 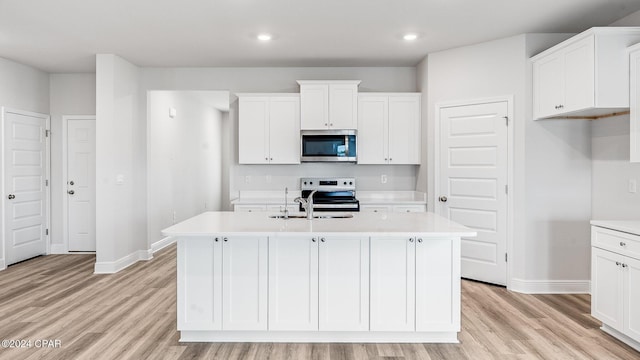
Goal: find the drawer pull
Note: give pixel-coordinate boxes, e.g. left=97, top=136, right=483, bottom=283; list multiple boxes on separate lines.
left=620, top=242, right=627, bottom=247
left=616, top=261, right=622, bottom=266
left=622, top=263, right=628, bottom=268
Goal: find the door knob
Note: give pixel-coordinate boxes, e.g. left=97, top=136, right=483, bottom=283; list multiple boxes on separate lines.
left=7, top=194, right=15, bottom=200
left=68, top=190, right=75, bottom=195
left=439, top=196, right=448, bottom=202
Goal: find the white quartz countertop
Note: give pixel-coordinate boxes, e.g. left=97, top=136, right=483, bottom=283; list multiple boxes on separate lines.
left=231, top=191, right=427, bottom=205
left=591, top=220, right=640, bottom=236
left=162, top=211, right=475, bottom=237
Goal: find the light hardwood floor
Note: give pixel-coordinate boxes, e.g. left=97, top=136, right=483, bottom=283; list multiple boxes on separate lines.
left=0, top=245, right=638, bottom=360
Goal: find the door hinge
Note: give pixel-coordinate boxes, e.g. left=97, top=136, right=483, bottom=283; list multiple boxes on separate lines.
left=505, top=185, right=508, bottom=194
left=45, top=179, right=49, bottom=186
left=46, top=229, right=49, bottom=236
left=45, top=129, right=50, bottom=137
left=504, top=116, right=509, bottom=126
left=505, top=253, right=508, bottom=262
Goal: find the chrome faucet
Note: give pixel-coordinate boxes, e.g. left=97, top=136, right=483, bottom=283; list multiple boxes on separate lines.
left=295, top=190, right=318, bottom=220
left=281, top=187, right=289, bottom=219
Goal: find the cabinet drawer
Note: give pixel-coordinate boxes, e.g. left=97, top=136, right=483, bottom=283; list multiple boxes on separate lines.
left=360, top=205, right=391, bottom=213
left=392, top=205, right=427, bottom=213
left=593, top=226, right=640, bottom=260
left=234, top=205, right=267, bottom=212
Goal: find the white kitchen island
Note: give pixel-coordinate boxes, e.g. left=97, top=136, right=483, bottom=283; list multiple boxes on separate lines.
left=162, top=211, right=475, bottom=343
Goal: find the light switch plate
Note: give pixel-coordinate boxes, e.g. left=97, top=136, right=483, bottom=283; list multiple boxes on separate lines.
left=169, top=107, right=177, bottom=118
left=381, top=174, right=387, bottom=184
left=629, top=179, right=637, bottom=193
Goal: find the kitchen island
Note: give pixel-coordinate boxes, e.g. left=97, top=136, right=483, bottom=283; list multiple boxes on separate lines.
left=162, top=211, right=475, bottom=343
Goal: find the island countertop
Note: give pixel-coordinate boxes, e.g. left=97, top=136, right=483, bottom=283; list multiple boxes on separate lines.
left=162, top=211, right=476, bottom=237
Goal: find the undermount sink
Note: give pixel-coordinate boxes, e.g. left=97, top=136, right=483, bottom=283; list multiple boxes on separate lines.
left=269, top=214, right=354, bottom=219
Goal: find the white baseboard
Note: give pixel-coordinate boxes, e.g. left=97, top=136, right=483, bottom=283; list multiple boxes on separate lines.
left=601, top=324, right=640, bottom=352
left=151, top=237, right=176, bottom=253
left=94, top=249, right=152, bottom=274
left=0, top=258, right=5, bottom=271
left=510, top=278, right=591, bottom=294
left=50, top=244, right=68, bottom=254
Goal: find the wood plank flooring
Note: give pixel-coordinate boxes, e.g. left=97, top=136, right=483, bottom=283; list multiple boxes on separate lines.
left=0, top=245, right=638, bottom=360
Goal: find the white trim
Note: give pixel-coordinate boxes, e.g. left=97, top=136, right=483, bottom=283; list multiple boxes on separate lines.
left=1, top=107, right=51, bottom=266
left=50, top=244, right=68, bottom=254
left=434, top=96, right=515, bottom=288
left=62, top=115, right=96, bottom=253
left=93, top=249, right=153, bottom=274
left=509, top=279, right=591, bottom=294
left=179, top=330, right=458, bottom=343
left=0, top=258, right=5, bottom=271
left=151, top=236, right=176, bottom=253
left=601, top=324, right=640, bottom=352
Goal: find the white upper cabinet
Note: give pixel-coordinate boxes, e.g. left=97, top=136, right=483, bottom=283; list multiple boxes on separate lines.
left=358, top=93, right=421, bottom=165
left=629, top=43, right=640, bottom=163
left=532, top=27, right=640, bottom=120
left=298, top=80, right=360, bottom=130
left=238, top=94, right=300, bottom=164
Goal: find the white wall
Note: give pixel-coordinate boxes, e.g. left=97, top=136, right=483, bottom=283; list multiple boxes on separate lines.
left=0, top=57, right=49, bottom=269
left=610, top=9, right=640, bottom=26
left=139, top=67, right=419, bottom=201
left=0, top=57, right=49, bottom=113
left=147, top=91, right=225, bottom=247
left=95, top=54, right=146, bottom=272
left=49, top=73, right=96, bottom=253
left=425, top=34, right=592, bottom=290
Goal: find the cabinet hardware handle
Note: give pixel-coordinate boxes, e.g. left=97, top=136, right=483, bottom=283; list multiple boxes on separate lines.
left=321, top=238, right=326, bottom=242
left=223, top=237, right=228, bottom=242
left=620, top=242, right=626, bottom=246
left=389, top=158, right=392, bottom=161
left=265, top=157, right=268, bottom=160
left=616, top=261, right=621, bottom=266
left=418, top=238, right=423, bottom=243
left=409, top=238, right=414, bottom=242
left=270, top=158, right=273, bottom=160
left=324, top=123, right=328, bottom=126
left=68, top=190, right=75, bottom=195
left=215, top=237, right=219, bottom=242
left=622, top=263, right=628, bottom=268
left=312, top=238, right=317, bottom=242
left=330, top=123, right=333, bottom=126
left=7, top=194, right=15, bottom=200
left=384, top=158, right=388, bottom=161
left=69, top=180, right=75, bottom=186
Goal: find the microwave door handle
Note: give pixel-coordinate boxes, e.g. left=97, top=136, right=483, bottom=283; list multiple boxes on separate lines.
left=344, top=135, right=349, bottom=157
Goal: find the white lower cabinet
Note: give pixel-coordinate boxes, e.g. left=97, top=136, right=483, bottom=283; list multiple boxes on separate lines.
left=591, top=225, right=640, bottom=348
left=268, top=235, right=369, bottom=331
left=319, top=236, right=369, bottom=331
left=222, top=235, right=268, bottom=331
left=370, top=236, right=416, bottom=331
left=268, top=235, right=319, bottom=331
left=177, top=237, right=222, bottom=331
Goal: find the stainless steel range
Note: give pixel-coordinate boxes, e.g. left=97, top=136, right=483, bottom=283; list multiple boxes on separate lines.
left=300, top=177, right=360, bottom=212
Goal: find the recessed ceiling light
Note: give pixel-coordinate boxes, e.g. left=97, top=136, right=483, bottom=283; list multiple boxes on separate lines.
left=403, top=33, right=418, bottom=41
left=257, top=34, right=272, bottom=41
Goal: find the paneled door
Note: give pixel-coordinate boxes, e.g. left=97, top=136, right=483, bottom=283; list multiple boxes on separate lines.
left=2, top=107, right=49, bottom=266
left=439, top=100, right=508, bottom=285
left=66, top=117, right=96, bottom=251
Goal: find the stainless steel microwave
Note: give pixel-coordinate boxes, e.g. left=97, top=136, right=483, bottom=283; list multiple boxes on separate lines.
left=300, top=130, right=357, bottom=162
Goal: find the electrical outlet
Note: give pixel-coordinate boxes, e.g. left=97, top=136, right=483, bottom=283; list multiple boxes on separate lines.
left=630, top=179, right=637, bottom=193
left=245, top=175, right=251, bottom=184
left=172, top=211, right=177, bottom=224
left=381, top=174, right=387, bottom=184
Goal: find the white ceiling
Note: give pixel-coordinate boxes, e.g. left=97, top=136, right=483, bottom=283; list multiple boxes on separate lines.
left=1, top=0, right=640, bottom=73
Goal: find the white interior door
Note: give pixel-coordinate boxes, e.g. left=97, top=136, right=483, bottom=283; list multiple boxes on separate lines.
left=2, top=108, right=49, bottom=266
left=67, top=117, right=96, bottom=251
left=439, top=100, right=508, bottom=285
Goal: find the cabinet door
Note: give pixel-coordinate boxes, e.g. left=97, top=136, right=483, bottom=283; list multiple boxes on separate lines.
left=222, top=235, right=268, bottom=330
left=269, top=96, right=301, bottom=164
left=591, top=247, right=624, bottom=332
left=177, top=237, right=222, bottom=331
left=631, top=48, right=640, bottom=163
left=623, top=255, right=640, bottom=342
left=416, top=238, right=457, bottom=331
left=268, top=235, right=318, bottom=331
left=357, top=95, right=388, bottom=164
left=300, top=84, right=329, bottom=130
left=238, top=97, right=269, bottom=164
left=329, top=83, right=358, bottom=129
left=563, top=36, right=595, bottom=113
left=533, top=53, right=564, bottom=119
left=388, top=95, right=420, bottom=164
left=370, top=236, right=415, bottom=331
left=319, top=236, right=369, bottom=331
